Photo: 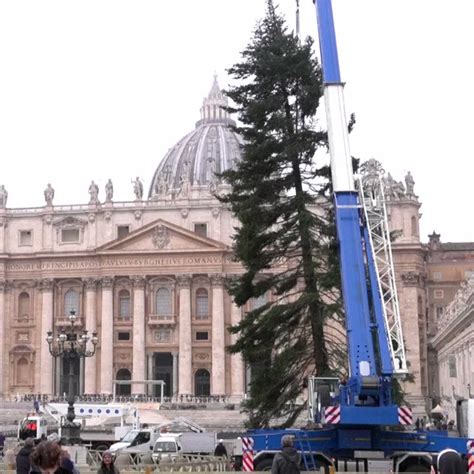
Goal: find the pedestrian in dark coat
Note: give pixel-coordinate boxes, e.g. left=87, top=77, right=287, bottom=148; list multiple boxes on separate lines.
left=271, top=435, right=300, bottom=474
left=214, top=440, right=227, bottom=457
left=433, top=449, right=466, bottom=474
left=16, top=437, right=35, bottom=474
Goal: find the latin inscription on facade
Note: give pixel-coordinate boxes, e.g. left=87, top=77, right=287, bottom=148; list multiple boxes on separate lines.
left=5, top=255, right=233, bottom=272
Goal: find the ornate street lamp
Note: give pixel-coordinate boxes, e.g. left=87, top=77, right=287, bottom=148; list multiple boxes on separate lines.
left=46, top=310, right=98, bottom=444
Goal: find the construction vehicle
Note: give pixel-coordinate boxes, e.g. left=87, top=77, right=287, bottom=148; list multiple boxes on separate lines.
left=235, top=1, right=474, bottom=472
left=151, top=432, right=217, bottom=463
left=18, top=402, right=139, bottom=450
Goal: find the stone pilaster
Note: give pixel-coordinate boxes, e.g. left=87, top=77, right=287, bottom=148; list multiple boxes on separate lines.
left=132, top=276, right=146, bottom=394
left=100, top=277, right=114, bottom=394
left=147, top=353, right=154, bottom=396
left=177, top=275, right=192, bottom=395
left=84, top=278, right=98, bottom=394
left=40, top=279, right=55, bottom=395
left=0, top=281, right=5, bottom=395
left=172, top=351, right=178, bottom=397
left=210, top=274, right=225, bottom=395
left=230, top=301, right=245, bottom=398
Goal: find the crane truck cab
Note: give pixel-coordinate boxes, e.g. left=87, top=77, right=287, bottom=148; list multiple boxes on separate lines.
left=18, top=415, right=47, bottom=440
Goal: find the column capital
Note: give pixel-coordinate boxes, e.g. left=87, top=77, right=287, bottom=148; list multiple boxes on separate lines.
left=210, top=273, right=225, bottom=287
left=83, top=277, right=99, bottom=290
left=131, top=275, right=146, bottom=288
left=40, top=278, right=55, bottom=292
left=100, top=276, right=114, bottom=289
left=177, top=274, right=192, bottom=288
left=0, top=280, right=8, bottom=292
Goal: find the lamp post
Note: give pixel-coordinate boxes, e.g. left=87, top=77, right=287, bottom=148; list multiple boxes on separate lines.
left=46, top=310, right=98, bottom=444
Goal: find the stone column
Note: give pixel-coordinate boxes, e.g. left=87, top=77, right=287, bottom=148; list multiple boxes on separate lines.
left=172, top=352, right=178, bottom=398
left=0, top=281, right=5, bottom=395
left=211, top=274, right=225, bottom=395
left=177, top=275, right=192, bottom=395
left=40, top=279, right=55, bottom=395
left=132, top=276, right=146, bottom=394
left=230, top=301, right=245, bottom=398
left=84, top=278, right=97, bottom=394
left=100, top=277, right=114, bottom=394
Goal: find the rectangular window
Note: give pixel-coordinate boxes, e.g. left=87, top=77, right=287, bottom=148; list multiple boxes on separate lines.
left=117, top=225, right=130, bottom=239
left=19, top=230, right=32, bottom=246
left=432, top=271, right=443, bottom=281
left=434, top=289, right=444, bottom=299
left=61, top=228, right=80, bottom=243
left=194, top=223, right=207, bottom=238
left=448, top=355, right=457, bottom=378
left=196, top=331, right=209, bottom=341
left=435, top=306, right=444, bottom=320
left=117, top=331, right=130, bottom=341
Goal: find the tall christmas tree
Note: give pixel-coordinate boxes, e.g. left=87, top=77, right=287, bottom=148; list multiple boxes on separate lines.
left=220, top=1, right=346, bottom=427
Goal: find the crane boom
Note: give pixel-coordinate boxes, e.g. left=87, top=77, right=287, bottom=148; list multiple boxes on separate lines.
left=313, top=0, right=406, bottom=424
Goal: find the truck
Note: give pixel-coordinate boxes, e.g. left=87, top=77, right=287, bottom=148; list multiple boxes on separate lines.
left=109, top=426, right=163, bottom=455
left=234, top=1, right=474, bottom=472
left=151, top=432, right=217, bottom=463
left=18, top=402, right=139, bottom=451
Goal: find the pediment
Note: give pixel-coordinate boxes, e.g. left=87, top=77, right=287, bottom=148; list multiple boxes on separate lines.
left=53, top=216, right=88, bottom=228
left=97, top=218, right=227, bottom=253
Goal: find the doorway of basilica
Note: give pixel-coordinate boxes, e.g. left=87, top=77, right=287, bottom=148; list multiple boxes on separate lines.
left=153, top=353, right=173, bottom=397
left=59, top=355, right=80, bottom=397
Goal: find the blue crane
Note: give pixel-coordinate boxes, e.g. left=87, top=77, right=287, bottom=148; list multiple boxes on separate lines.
left=237, top=1, right=474, bottom=471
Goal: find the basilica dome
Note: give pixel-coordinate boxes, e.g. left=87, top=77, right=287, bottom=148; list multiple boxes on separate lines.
left=148, top=77, right=244, bottom=199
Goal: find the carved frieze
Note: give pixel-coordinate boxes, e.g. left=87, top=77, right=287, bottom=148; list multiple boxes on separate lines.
left=194, top=352, right=210, bottom=361
left=401, top=271, right=421, bottom=287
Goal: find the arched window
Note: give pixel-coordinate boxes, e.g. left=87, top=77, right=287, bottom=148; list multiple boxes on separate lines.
left=195, top=369, right=210, bottom=396
left=18, top=292, right=30, bottom=320
left=196, top=288, right=209, bottom=319
left=156, top=288, right=172, bottom=315
left=116, top=368, right=131, bottom=396
left=64, top=289, right=79, bottom=317
left=118, top=290, right=131, bottom=319
left=17, top=357, right=30, bottom=385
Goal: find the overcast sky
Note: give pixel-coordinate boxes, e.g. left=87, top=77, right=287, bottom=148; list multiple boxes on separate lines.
left=0, top=1, right=473, bottom=242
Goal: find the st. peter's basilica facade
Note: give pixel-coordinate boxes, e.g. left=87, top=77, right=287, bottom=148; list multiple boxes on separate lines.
left=0, top=78, right=471, bottom=416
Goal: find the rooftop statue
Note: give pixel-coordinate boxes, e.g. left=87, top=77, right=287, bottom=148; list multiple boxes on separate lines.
left=0, top=185, right=7, bottom=208
left=44, top=183, right=55, bottom=206
left=132, top=177, right=143, bottom=200
left=405, top=171, right=415, bottom=196
left=89, top=180, right=100, bottom=204
left=105, top=179, right=114, bottom=202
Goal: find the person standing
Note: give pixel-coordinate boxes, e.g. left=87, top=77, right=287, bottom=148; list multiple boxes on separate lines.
left=97, top=450, right=119, bottom=474
left=0, top=431, right=5, bottom=457
left=30, top=441, right=70, bottom=474
left=433, top=448, right=465, bottom=474
left=15, top=438, right=35, bottom=474
left=214, top=440, right=227, bottom=457
left=271, top=435, right=300, bottom=474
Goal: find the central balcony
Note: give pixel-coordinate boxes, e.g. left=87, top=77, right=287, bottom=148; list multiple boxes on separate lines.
left=147, top=313, right=176, bottom=327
